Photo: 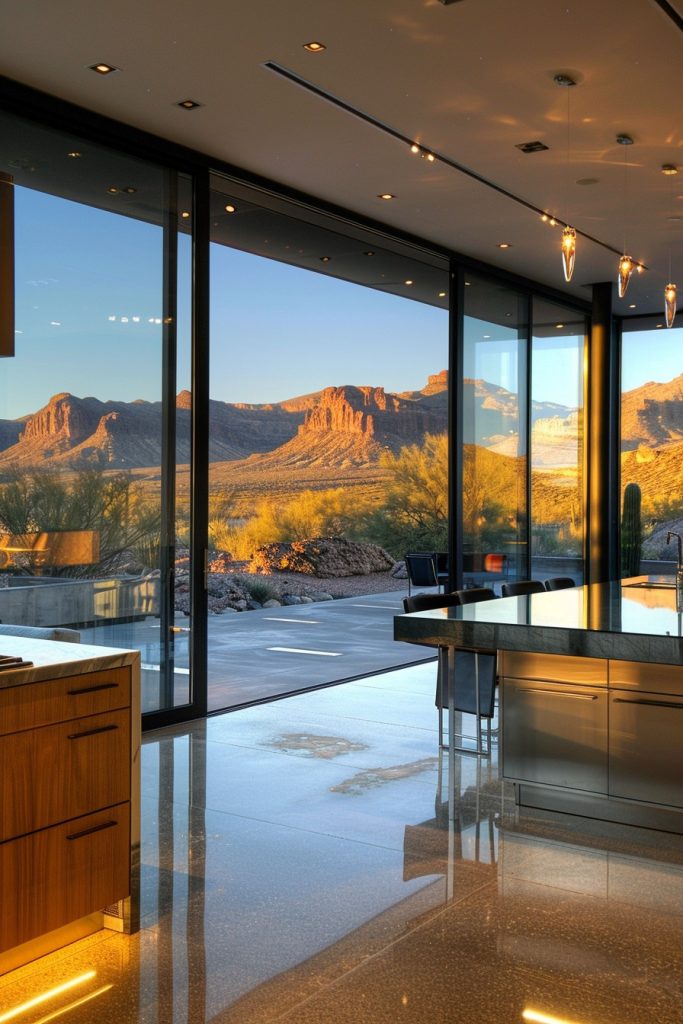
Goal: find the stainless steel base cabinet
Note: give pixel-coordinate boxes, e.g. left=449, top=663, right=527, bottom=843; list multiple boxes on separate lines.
left=609, top=690, right=683, bottom=809
left=502, top=678, right=608, bottom=794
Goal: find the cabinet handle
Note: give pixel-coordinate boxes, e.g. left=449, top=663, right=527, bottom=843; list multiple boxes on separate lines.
left=519, top=688, right=598, bottom=701
left=613, top=697, right=683, bottom=709
left=67, top=683, right=119, bottom=696
left=67, top=820, right=118, bottom=841
left=67, top=724, right=118, bottom=740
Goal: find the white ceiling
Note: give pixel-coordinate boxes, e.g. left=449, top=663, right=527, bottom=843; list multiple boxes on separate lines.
left=1, top=0, right=682, bottom=316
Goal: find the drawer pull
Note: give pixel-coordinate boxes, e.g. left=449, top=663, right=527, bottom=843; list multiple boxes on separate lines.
left=67, top=820, right=118, bottom=841
left=613, top=697, right=683, bottom=709
left=520, top=688, right=598, bottom=701
left=67, top=724, right=119, bottom=740
left=67, top=683, right=119, bottom=696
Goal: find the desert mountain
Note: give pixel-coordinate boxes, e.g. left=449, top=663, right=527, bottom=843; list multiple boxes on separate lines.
left=241, top=383, right=448, bottom=469
left=0, top=392, right=305, bottom=469
left=621, top=373, right=683, bottom=450
left=0, top=375, right=448, bottom=471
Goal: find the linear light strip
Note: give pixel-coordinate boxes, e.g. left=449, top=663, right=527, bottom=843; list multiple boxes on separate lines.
left=263, top=61, right=640, bottom=264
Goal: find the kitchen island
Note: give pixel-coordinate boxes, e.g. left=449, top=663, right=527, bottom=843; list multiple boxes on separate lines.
left=0, top=636, right=140, bottom=975
left=394, top=578, right=683, bottom=832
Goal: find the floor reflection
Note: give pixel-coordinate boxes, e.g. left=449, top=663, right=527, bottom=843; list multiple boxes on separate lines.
left=1, top=663, right=682, bottom=1023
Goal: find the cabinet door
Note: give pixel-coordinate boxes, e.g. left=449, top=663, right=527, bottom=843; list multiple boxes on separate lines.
left=0, top=708, right=130, bottom=841
left=609, top=691, right=683, bottom=808
left=0, top=667, right=130, bottom=736
left=502, top=678, right=608, bottom=793
left=0, top=803, right=130, bottom=953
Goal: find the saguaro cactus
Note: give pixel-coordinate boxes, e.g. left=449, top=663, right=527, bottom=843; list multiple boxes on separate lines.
left=621, top=482, right=642, bottom=578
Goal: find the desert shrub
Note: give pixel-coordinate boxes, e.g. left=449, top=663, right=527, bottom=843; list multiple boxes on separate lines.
left=243, top=578, right=277, bottom=604
left=362, top=434, right=448, bottom=557
left=221, top=488, right=371, bottom=561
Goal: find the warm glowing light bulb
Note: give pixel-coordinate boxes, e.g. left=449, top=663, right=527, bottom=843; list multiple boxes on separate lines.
left=410, top=144, right=420, bottom=154
left=561, top=226, right=576, bottom=282
left=665, top=282, right=677, bottom=328
left=425, top=152, right=436, bottom=162
left=549, top=217, right=557, bottom=227
left=541, top=214, right=548, bottom=222
left=618, top=254, right=634, bottom=297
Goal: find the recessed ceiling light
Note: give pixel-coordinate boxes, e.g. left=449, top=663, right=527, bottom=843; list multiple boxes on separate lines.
left=497, top=242, right=512, bottom=249
left=404, top=279, right=413, bottom=286
left=505, top=312, right=512, bottom=317
left=224, top=204, right=236, bottom=213
left=181, top=211, right=191, bottom=219
left=629, top=303, right=636, bottom=308
left=576, top=177, right=599, bottom=185
left=320, top=256, right=331, bottom=262
left=67, top=151, right=82, bottom=158
left=303, top=41, right=326, bottom=52
left=662, top=164, right=678, bottom=175
left=464, top=281, right=471, bottom=286
left=377, top=193, right=395, bottom=200
left=553, top=73, right=577, bottom=88
left=438, top=291, right=446, bottom=298
left=657, top=323, right=664, bottom=328
left=89, top=62, right=118, bottom=75
left=107, top=186, right=119, bottom=194
left=177, top=99, right=202, bottom=110
left=483, top=334, right=491, bottom=339
left=555, top=323, right=565, bottom=329
left=364, top=251, right=375, bottom=256
left=123, top=186, right=137, bottom=194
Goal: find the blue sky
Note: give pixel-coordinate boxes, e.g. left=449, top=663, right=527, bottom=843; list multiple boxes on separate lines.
left=0, top=186, right=679, bottom=420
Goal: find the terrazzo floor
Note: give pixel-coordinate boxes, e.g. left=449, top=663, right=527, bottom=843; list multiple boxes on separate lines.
left=2, top=662, right=683, bottom=1023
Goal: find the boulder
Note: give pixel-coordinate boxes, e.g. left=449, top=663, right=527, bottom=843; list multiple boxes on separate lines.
left=251, top=537, right=395, bottom=578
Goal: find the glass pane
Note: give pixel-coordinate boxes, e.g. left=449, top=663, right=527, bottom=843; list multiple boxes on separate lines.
left=620, top=320, right=683, bottom=578
left=0, top=111, right=192, bottom=715
left=208, top=178, right=449, bottom=711
left=531, top=299, right=585, bottom=585
left=462, top=273, right=528, bottom=586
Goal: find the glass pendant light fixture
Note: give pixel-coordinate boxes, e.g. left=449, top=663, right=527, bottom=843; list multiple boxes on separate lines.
left=618, top=255, right=635, bottom=298
left=554, top=73, right=577, bottom=282
left=561, top=226, right=576, bottom=282
left=665, top=282, right=677, bottom=328
left=616, top=134, right=635, bottom=297
left=663, top=164, right=678, bottom=328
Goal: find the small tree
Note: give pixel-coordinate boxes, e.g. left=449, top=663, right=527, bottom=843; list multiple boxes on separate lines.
left=621, top=481, right=642, bottom=578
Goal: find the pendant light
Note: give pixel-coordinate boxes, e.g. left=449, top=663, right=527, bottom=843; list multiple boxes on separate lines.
left=555, top=73, right=577, bottom=282
left=561, top=226, right=576, bottom=282
left=663, top=164, right=678, bottom=328
left=665, top=283, right=677, bottom=328
left=616, top=134, right=635, bottom=297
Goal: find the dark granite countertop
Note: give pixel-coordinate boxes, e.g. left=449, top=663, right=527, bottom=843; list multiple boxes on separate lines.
left=394, top=577, right=683, bottom=666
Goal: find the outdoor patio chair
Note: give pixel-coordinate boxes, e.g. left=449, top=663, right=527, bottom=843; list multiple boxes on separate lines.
left=544, top=576, right=576, bottom=591
left=404, top=552, right=440, bottom=596
left=501, top=579, right=546, bottom=597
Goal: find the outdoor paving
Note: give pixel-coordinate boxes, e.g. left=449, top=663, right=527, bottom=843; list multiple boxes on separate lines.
left=79, top=588, right=435, bottom=714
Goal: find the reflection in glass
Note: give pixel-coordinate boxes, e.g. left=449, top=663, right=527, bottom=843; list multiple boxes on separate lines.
left=463, top=274, right=528, bottom=583
left=531, top=300, right=585, bottom=585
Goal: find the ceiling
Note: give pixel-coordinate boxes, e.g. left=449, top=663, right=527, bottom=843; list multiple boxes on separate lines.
left=0, top=0, right=682, bottom=318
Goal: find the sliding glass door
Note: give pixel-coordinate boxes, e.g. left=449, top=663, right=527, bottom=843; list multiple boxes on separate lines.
left=0, top=109, right=196, bottom=720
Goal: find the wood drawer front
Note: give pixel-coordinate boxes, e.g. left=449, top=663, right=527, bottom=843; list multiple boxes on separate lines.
left=0, top=803, right=130, bottom=953
left=0, top=667, right=130, bottom=736
left=0, top=709, right=130, bottom=842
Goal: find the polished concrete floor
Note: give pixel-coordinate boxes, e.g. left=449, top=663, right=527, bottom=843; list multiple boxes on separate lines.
left=2, top=663, right=683, bottom=1023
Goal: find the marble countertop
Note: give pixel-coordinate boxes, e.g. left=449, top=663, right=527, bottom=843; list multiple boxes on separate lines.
left=0, top=636, right=139, bottom=689
left=394, top=577, right=683, bottom=666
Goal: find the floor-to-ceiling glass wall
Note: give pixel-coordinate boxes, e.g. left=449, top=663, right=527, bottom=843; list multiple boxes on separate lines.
left=207, top=177, right=449, bottom=711
left=462, top=272, right=529, bottom=586
left=0, top=110, right=194, bottom=717
left=620, top=318, right=683, bottom=577
left=530, top=299, right=586, bottom=584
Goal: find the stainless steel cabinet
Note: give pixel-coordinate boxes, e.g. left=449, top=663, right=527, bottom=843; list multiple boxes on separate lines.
left=502, top=677, right=608, bottom=793
left=609, top=690, right=683, bottom=809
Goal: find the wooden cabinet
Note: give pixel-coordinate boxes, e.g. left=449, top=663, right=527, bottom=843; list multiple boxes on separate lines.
left=0, top=662, right=134, bottom=959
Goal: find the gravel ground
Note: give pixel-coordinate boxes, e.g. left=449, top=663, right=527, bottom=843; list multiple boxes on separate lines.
left=251, top=569, right=408, bottom=599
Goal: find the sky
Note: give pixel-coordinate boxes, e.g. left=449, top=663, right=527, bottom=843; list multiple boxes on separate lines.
left=0, top=186, right=679, bottom=420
